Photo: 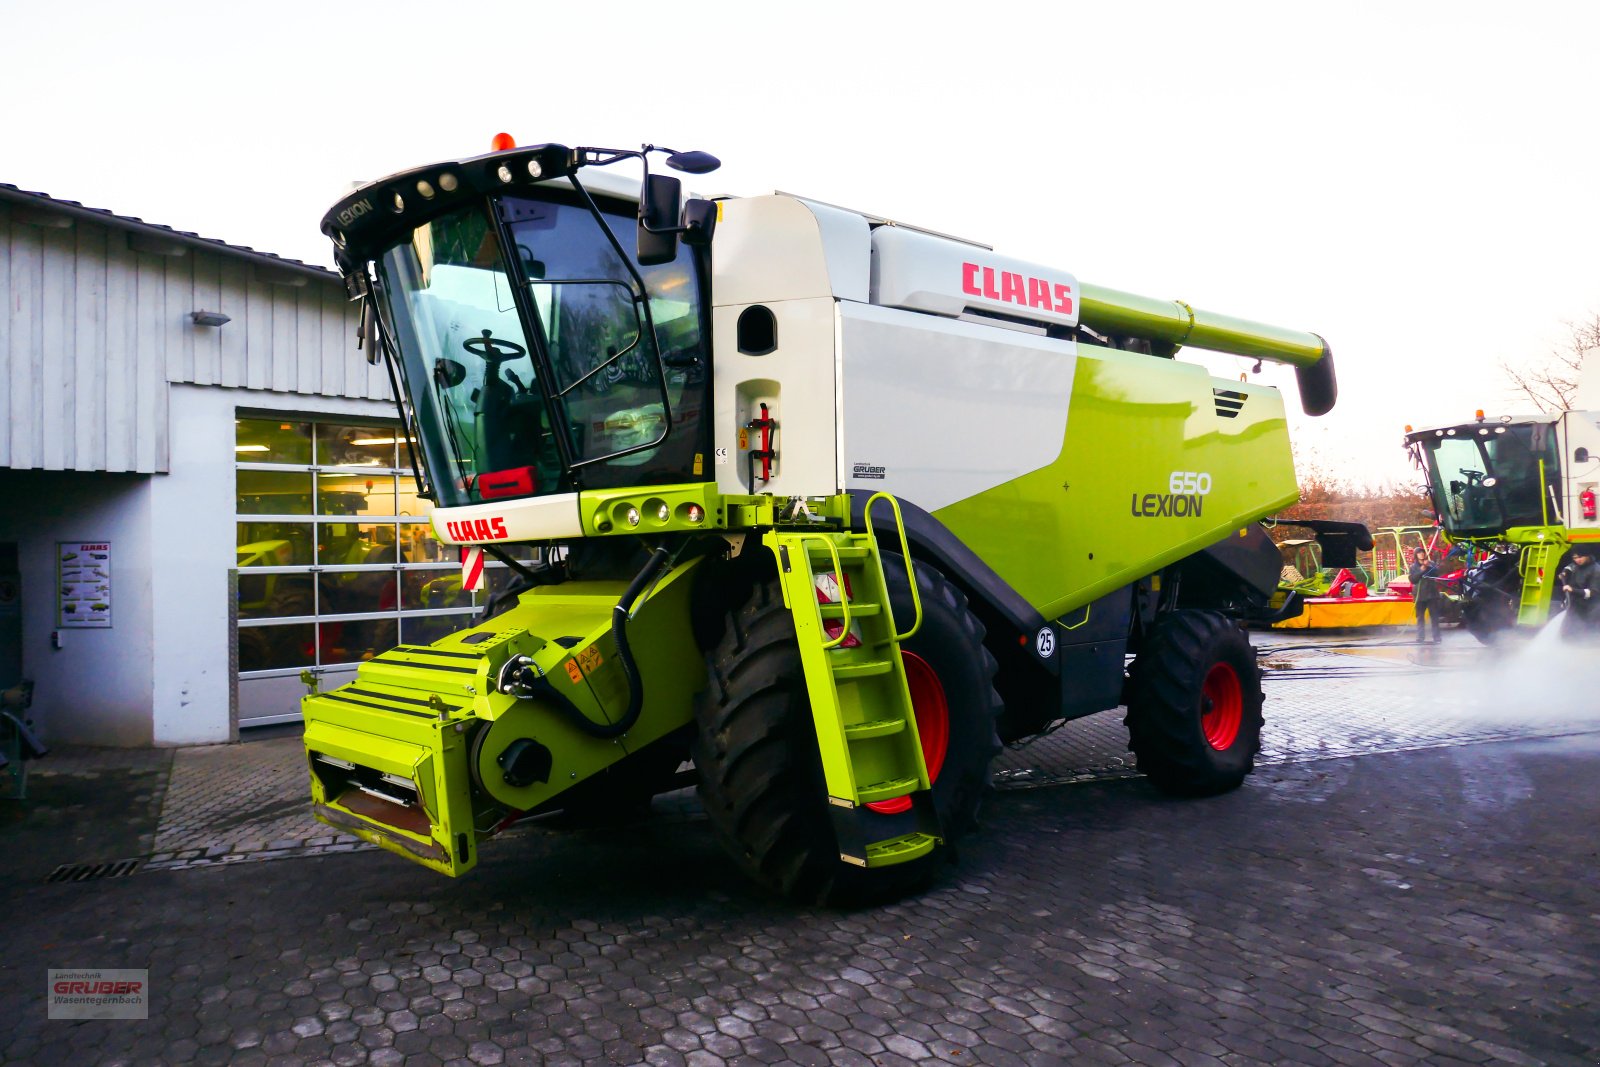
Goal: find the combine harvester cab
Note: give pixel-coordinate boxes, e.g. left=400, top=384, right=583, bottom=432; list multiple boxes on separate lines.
left=1406, top=408, right=1600, bottom=643
left=303, top=137, right=1341, bottom=901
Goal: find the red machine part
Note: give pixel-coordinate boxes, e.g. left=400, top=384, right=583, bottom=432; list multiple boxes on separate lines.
left=745, top=402, right=777, bottom=485
left=758, top=404, right=773, bottom=481
left=1582, top=487, right=1597, bottom=521
left=1328, top=568, right=1367, bottom=598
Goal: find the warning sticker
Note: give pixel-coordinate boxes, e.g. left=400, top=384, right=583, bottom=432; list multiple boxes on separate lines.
left=738, top=428, right=750, bottom=450
left=564, top=660, right=584, bottom=684
left=815, top=571, right=863, bottom=649
left=576, top=645, right=604, bottom=675
left=693, top=453, right=704, bottom=475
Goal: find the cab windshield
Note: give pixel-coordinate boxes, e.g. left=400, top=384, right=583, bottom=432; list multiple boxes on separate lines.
left=1419, top=423, right=1561, bottom=537
left=375, top=190, right=708, bottom=509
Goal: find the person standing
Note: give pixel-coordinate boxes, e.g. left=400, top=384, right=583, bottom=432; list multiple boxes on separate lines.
left=1409, top=547, right=1442, bottom=643
left=1558, top=549, right=1600, bottom=633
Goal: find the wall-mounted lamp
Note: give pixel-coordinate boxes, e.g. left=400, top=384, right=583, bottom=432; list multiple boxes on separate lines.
left=190, top=310, right=231, bottom=327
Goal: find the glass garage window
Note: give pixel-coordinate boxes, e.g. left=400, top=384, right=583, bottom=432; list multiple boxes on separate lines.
left=234, top=414, right=515, bottom=725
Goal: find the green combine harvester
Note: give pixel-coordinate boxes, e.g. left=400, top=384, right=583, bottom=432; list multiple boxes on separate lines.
left=1406, top=409, right=1600, bottom=642
left=302, top=137, right=1339, bottom=902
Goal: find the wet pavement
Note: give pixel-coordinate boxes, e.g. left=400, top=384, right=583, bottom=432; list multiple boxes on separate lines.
left=4, top=627, right=1599, bottom=1065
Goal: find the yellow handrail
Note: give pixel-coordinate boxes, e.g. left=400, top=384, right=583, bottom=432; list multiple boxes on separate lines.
left=865, top=492, right=922, bottom=641
left=796, top=534, right=852, bottom=650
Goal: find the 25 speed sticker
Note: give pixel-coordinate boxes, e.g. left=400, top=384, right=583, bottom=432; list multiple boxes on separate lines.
left=1132, top=470, right=1213, bottom=518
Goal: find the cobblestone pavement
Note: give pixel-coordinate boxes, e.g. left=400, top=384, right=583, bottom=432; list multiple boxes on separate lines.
left=143, top=630, right=1600, bottom=871
left=4, top=628, right=1599, bottom=1065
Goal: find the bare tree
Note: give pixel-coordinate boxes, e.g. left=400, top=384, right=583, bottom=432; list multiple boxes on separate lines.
left=1268, top=448, right=1432, bottom=545
left=1501, top=314, right=1598, bottom=412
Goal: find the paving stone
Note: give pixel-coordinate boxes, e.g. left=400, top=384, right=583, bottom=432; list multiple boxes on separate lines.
left=9, top=634, right=1600, bottom=1067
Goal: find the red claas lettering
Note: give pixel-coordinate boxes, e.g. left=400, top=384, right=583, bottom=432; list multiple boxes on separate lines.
left=444, top=518, right=508, bottom=541
left=962, top=262, right=1073, bottom=316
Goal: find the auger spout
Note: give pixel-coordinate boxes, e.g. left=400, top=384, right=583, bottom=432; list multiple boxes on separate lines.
left=1080, top=282, right=1337, bottom=415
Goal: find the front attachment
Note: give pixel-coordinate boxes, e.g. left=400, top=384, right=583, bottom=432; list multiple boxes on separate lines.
left=302, top=558, right=706, bottom=877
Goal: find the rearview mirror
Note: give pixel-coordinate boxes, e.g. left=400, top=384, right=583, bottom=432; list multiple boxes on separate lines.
left=434, top=358, right=467, bottom=388
left=681, top=198, right=717, bottom=247
left=665, top=150, right=721, bottom=174
left=637, top=173, right=681, bottom=266
left=359, top=300, right=379, bottom=363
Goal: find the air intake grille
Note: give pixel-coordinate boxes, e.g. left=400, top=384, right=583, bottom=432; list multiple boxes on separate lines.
left=1213, top=389, right=1248, bottom=419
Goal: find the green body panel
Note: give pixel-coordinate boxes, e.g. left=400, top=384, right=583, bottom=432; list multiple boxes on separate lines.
left=935, top=344, right=1299, bottom=621
left=302, top=558, right=706, bottom=875
left=578, top=482, right=727, bottom=536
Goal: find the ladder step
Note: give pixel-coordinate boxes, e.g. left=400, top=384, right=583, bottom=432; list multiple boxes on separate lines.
left=830, top=659, right=895, bottom=680
left=818, top=602, right=881, bottom=618
left=843, top=718, right=907, bottom=740
left=805, top=544, right=870, bottom=561
left=855, top=775, right=921, bottom=803
left=864, top=832, right=939, bottom=868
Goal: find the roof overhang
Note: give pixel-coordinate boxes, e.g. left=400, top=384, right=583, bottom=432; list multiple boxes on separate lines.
left=0, top=184, right=337, bottom=285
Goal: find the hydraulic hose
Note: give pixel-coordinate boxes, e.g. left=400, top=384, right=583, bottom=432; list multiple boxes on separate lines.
left=507, top=545, right=672, bottom=740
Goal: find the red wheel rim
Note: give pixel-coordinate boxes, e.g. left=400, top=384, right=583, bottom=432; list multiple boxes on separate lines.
left=1201, top=662, right=1243, bottom=751
left=866, top=651, right=950, bottom=814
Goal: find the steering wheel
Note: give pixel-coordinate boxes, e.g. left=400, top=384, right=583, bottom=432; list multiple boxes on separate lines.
left=462, top=329, right=527, bottom=364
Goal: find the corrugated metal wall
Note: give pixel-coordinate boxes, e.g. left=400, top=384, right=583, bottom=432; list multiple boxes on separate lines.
left=1, top=200, right=390, bottom=474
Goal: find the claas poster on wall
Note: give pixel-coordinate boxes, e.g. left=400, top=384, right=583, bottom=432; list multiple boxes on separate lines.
left=58, top=542, right=112, bottom=628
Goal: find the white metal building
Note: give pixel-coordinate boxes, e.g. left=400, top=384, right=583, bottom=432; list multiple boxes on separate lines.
left=0, top=185, right=483, bottom=746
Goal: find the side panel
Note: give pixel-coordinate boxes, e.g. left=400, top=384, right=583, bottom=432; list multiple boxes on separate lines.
left=935, top=344, right=1298, bottom=620
left=709, top=196, right=869, bottom=497
left=837, top=302, right=1077, bottom=512
left=1564, top=410, right=1600, bottom=539
left=710, top=195, right=870, bottom=306
left=711, top=297, right=839, bottom=497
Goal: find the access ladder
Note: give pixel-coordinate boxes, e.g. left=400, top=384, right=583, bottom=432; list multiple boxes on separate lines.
left=764, top=494, right=941, bottom=868
left=1517, top=542, right=1562, bottom=625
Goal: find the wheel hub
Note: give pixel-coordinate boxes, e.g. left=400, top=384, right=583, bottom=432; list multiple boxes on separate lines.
left=1200, top=662, right=1243, bottom=750
left=866, top=651, right=950, bottom=814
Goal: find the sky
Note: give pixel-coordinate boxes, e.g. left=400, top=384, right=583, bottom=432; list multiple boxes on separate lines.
left=3, top=1, right=1597, bottom=487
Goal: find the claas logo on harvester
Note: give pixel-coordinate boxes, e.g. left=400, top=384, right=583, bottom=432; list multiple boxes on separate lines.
left=961, top=261, right=1075, bottom=315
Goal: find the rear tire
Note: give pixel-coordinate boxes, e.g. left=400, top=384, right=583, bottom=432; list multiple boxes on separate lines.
left=691, top=554, right=1000, bottom=904
left=1126, top=610, right=1263, bottom=796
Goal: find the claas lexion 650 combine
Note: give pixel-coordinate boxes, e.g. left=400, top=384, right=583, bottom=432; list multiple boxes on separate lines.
left=304, top=138, right=1338, bottom=902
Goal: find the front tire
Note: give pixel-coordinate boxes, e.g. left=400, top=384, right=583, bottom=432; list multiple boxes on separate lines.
left=1462, top=594, right=1516, bottom=645
left=1126, top=611, right=1264, bottom=796
left=691, top=554, right=1000, bottom=904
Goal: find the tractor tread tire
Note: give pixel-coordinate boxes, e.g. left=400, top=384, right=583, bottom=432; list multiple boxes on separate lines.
left=692, top=556, right=1000, bottom=905
left=1125, top=610, right=1264, bottom=797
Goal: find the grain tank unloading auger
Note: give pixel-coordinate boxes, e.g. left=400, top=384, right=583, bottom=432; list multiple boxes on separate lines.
left=302, top=138, right=1337, bottom=903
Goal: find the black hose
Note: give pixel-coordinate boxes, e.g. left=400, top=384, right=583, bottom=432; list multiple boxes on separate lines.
left=511, top=546, right=672, bottom=740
